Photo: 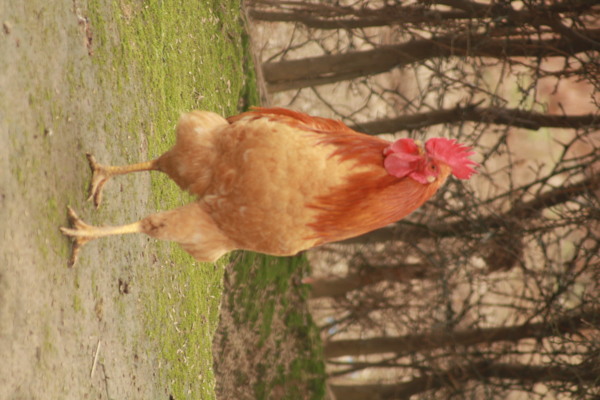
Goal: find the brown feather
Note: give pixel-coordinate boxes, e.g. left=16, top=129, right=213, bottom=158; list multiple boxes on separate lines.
left=229, top=107, right=453, bottom=245
left=63, top=108, right=474, bottom=265
left=308, top=161, right=452, bottom=244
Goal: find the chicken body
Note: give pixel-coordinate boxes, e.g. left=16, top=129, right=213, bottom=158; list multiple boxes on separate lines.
left=152, top=110, right=353, bottom=259
left=61, top=108, right=474, bottom=265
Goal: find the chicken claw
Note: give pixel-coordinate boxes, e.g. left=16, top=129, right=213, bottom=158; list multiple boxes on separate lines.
left=60, top=206, right=95, bottom=267
left=60, top=206, right=143, bottom=267
left=86, top=153, right=110, bottom=208
left=85, top=153, right=158, bottom=208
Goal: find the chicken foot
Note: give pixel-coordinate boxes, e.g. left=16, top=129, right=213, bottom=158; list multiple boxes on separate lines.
left=87, top=153, right=158, bottom=208
left=60, top=206, right=142, bottom=267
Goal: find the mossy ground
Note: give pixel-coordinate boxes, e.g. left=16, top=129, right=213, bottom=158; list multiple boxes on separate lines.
left=1, top=1, right=324, bottom=398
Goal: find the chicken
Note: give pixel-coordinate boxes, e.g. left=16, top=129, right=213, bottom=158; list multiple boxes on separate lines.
left=60, top=108, right=477, bottom=266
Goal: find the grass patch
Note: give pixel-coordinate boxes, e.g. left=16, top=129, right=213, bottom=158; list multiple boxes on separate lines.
left=85, top=0, right=258, bottom=398
left=72, top=293, right=84, bottom=314
left=84, top=1, right=324, bottom=398
left=215, top=253, right=326, bottom=400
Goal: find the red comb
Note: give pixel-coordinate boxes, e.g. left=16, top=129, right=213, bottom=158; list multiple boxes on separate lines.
left=383, top=139, right=424, bottom=179
left=425, top=138, right=478, bottom=179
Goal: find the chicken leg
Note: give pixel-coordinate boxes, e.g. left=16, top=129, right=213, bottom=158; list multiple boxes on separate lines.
left=87, top=153, right=158, bottom=208
left=60, top=206, right=142, bottom=267
left=60, top=202, right=236, bottom=266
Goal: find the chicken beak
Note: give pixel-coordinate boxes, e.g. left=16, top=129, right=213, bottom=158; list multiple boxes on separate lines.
left=414, top=140, right=425, bottom=155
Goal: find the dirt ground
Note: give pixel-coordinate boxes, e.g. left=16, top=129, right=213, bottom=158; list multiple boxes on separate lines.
left=1, top=1, right=166, bottom=399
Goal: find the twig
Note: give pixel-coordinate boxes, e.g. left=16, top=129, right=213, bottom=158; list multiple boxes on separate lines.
left=90, top=340, right=101, bottom=379
left=350, top=106, right=600, bottom=134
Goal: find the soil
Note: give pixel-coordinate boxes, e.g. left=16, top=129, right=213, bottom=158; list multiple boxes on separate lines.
left=1, top=1, right=165, bottom=399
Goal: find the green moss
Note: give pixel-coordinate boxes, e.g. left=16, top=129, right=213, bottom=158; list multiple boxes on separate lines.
left=224, top=253, right=327, bottom=400
left=90, top=270, right=99, bottom=299
left=72, top=293, right=83, bottom=313
left=74, top=1, right=323, bottom=398
left=90, top=1, right=258, bottom=397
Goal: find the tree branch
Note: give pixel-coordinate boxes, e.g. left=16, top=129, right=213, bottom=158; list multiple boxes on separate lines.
left=304, top=263, right=438, bottom=299
left=249, top=4, right=472, bottom=29
left=349, top=106, right=600, bottom=134
left=249, top=0, right=599, bottom=30
left=264, top=29, right=600, bottom=91
left=329, top=360, right=600, bottom=399
left=324, top=308, right=600, bottom=358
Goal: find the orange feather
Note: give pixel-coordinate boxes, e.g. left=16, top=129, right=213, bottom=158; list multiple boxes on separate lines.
left=62, top=108, right=473, bottom=265
left=230, top=107, right=452, bottom=244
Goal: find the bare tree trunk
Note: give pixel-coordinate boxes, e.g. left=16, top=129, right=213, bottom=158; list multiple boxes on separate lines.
left=249, top=3, right=473, bottom=29
left=304, top=263, right=437, bottom=299
left=263, top=30, right=600, bottom=92
left=349, top=106, right=600, bottom=134
left=324, top=309, right=599, bottom=358
left=329, top=361, right=600, bottom=399
left=249, top=0, right=599, bottom=30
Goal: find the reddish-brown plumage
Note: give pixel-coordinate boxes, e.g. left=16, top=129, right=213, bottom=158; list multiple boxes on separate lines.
left=227, top=108, right=457, bottom=246
left=307, top=171, right=449, bottom=244
left=62, top=107, right=477, bottom=263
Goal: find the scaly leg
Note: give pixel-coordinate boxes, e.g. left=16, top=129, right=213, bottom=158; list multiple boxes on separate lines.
left=86, top=153, right=158, bottom=208
left=60, top=206, right=142, bottom=267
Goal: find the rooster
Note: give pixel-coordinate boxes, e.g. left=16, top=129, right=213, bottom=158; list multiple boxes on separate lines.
left=60, top=108, right=477, bottom=266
